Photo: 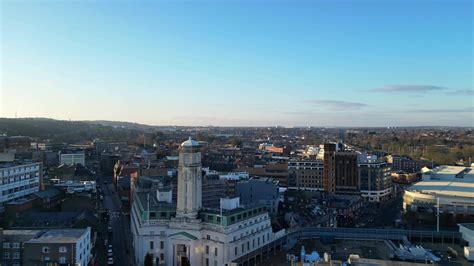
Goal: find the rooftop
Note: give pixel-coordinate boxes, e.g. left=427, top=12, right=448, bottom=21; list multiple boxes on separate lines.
left=0, top=160, right=40, bottom=169
left=407, top=179, right=474, bottom=198
left=33, top=187, right=62, bottom=199
left=409, top=165, right=474, bottom=197
left=135, top=191, right=176, bottom=213
left=429, top=165, right=473, bottom=176
left=2, top=230, right=41, bottom=242
left=26, top=228, right=89, bottom=244
left=180, top=137, right=200, bottom=147
left=459, top=223, right=474, bottom=231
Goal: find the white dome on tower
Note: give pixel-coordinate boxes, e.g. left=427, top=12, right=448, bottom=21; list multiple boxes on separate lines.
left=181, top=137, right=200, bottom=147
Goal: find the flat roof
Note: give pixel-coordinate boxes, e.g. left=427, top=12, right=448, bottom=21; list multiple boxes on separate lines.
left=26, top=228, right=88, bottom=244
left=430, top=165, right=473, bottom=176
left=459, top=223, right=474, bottom=231
left=0, top=161, right=40, bottom=169
left=407, top=180, right=474, bottom=198
left=3, top=230, right=41, bottom=242
left=135, top=191, right=176, bottom=213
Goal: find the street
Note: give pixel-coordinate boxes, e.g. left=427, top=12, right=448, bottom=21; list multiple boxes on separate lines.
left=100, top=175, right=135, bottom=266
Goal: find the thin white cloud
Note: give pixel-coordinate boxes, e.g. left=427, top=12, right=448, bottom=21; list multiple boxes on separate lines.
left=408, top=107, right=474, bottom=113
left=305, top=100, right=368, bottom=111
left=370, top=85, right=448, bottom=93
left=449, top=89, right=474, bottom=96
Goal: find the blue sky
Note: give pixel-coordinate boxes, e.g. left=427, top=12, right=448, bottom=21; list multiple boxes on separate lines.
left=1, top=0, right=473, bottom=126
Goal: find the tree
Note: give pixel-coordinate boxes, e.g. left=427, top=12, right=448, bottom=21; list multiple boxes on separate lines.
left=229, top=138, right=242, bottom=148
left=144, top=253, right=153, bottom=266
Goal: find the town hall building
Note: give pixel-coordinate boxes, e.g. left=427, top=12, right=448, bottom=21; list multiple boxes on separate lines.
left=131, top=138, right=277, bottom=265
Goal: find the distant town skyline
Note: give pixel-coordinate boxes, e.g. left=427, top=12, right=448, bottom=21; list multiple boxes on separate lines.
left=1, top=1, right=472, bottom=127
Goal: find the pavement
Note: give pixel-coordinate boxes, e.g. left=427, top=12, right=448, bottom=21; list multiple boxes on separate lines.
left=99, top=175, right=135, bottom=266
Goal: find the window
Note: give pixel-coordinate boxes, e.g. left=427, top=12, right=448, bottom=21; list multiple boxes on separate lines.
left=205, top=258, right=209, bottom=266
left=241, top=244, right=244, bottom=253
left=59, top=246, right=67, bottom=253
left=214, top=247, right=218, bottom=256
left=234, top=247, right=238, bottom=256
left=206, top=235, right=210, bottom=240
left=160, top=253, right=164, bottom=261
left=205, top=245, right=209, bottom=254
left=214, top=261, right=218, bottom=266
left=160, top=241, right=164, bottom=249
left=149, top=241, right=154, bottom=250
left=3, top=242, right=10, bottom=249
left=3, top=252, right=10, bottom=259
left=12, top=242, right=20, bottom=249
left=59, top=257, right=66, bottom=263
left=12, top=252, right=20, bottom=259
left=42, top=247, right=50, bottom=253
left=247, top=242, right=249, bottom=250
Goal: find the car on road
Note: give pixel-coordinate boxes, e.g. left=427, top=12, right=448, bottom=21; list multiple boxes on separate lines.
left=100, top=195, right=104, bottom=201
left=107, top=248, right=113, bottom=257
left=107, top=257, right=114, bottom=265
left=108, top=226, right=113, bottom=234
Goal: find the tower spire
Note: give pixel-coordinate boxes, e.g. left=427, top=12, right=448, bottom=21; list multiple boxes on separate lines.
left=176, top=137, right=202, bottom=219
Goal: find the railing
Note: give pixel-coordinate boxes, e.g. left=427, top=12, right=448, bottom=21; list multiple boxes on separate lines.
left=232, top=226, right=462, bottom=263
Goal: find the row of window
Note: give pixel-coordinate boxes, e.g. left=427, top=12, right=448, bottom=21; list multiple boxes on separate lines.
left=42, top=246, right=68, bottom=253
left=235, top=233, right=269, bottom=256
left=0, top=166, right=39, bottom=178
left=204, top=258, right=218, bottom=266
left=204, top=245, right=218, bottom=256
left=0, top=173, right=38, bottom=185
left=2, top=242, right=20, bottom=249
left=40, top=256, right=68, bottom=263
left=233, top=223, right=269, bottom=242
left=3, top=252, right=20, bottom=259
left=1, top=183, right=39, bottom=197
left=149, top=241, right=164, bottom=250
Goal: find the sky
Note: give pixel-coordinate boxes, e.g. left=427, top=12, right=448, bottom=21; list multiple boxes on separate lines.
left=1, top=0, right=473, bottom=127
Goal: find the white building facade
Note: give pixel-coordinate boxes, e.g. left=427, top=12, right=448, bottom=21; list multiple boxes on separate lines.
left=60, top=153, right=85, bottom=166
left=23, top=227, right=92, bottom=266
left=404, top=165, right=474, bottom=214
left=0, top=162, right=42, bottom=210
left=131, top=138, right=278, bottom=266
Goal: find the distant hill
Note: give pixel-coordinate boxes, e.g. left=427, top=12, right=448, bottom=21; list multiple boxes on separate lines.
left=81, top=120, right=157, bottom=131
left=0, top=118, right=145, bottom=143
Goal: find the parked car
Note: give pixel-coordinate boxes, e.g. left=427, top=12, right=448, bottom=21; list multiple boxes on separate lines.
left=107, top=257, right=114, bottom=265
